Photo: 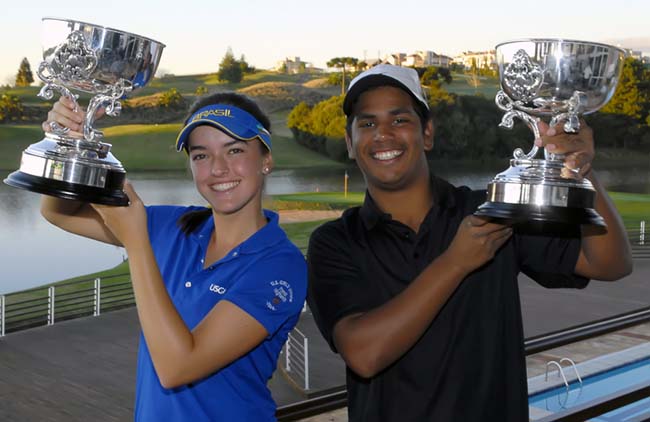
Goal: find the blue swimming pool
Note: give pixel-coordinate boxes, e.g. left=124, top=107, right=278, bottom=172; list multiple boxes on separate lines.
left=528, top=358, right=650, bottom=421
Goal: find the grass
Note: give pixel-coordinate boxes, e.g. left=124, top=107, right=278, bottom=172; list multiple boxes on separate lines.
left=122, top=71, right=324, bottom=98
left=271, top=192, right=364, bottom=209
left=3, top=71, right=325, bottom=108
left=4, top=261, right=131, bottom=305
left=610, top=192, right=650, bottom=225
left=444, top=72, right=500, bottom=98
left=271, top=135, right=344, bottom=169
left=0, top=125, right=46, bottom=169
left=280, top=219, right=332, bottom=253
left=0, top=123, right=343, bottom=171
left=102, top=124, right=185, bottom=170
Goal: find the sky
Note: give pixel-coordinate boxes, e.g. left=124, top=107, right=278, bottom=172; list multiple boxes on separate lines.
left=1, top=0, right=650, bottom=85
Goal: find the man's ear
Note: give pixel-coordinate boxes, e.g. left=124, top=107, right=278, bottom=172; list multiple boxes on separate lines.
left=345, top=131, right=356, bottom=159
left=423, top=118, right=434, bottom=151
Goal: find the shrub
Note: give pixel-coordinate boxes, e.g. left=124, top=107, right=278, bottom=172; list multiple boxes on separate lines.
left=0, top=93, right=24, bottom=122
left=156, top=88, right=186, bottom=109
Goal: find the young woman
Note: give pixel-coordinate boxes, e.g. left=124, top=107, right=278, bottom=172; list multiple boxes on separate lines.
left=41, top=92, right=307, bottom=421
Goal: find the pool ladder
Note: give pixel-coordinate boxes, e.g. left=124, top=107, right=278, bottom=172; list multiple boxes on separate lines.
left=545, top=358, right=583, bottom=409
left=545, top=357, right=583, bottom=388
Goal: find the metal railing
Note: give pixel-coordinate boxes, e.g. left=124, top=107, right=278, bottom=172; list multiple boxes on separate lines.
left=276, top=306, right=650, bottom=421
left=284, top=328, right=310, bottom=391
left=0, top=273, right=133, bottom=336
left=627, top=220, right=649, bottom=259
left=0, top=219, right=648, bottom=417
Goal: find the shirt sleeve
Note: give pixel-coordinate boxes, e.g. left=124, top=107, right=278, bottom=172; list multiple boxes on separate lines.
left=223, top=251, right=307, bottom=338
left=515, top=226, right=589, bottom=289
left=145, top=205, right=200, bottom=241
left=307, top=221, right=372, bottom=353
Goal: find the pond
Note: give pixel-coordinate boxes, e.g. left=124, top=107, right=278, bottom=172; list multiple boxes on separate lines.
left=1, top=164, right=649, bottom=294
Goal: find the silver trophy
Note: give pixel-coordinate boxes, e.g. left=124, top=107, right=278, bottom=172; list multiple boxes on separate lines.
left=4, top=18, right=165, bottom=205
left=475, top=39, right=624, bottom=226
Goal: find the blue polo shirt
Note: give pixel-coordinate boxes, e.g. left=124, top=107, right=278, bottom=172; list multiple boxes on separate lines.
left=134, top=206, right=307, bottom=422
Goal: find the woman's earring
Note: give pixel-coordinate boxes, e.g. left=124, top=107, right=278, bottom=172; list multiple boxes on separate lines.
left=263, top=167, right=270, bottom=174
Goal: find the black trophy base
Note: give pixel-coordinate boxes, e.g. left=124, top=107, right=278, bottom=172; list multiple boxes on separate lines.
left=4, top=171, right=129, bottom=206
left=474, top=201, right=605, bottom=228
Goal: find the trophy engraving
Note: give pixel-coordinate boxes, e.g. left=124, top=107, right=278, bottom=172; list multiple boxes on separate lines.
left=475, top=39, right=625, bottom=226
left=4, top=18, right=165, bottom=205
left=502, top=49, right=544, bottom=103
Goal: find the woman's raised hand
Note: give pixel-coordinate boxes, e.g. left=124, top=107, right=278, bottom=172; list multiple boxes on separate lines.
left=42, top=96, right=105, bottom=139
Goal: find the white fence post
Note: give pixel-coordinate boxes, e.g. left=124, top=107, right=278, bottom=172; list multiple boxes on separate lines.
left=94, top=278, right=101, bottom=316
left=48, top=286, right=55, bottom=325
left=285, top=338, right=291, bottom=371
left=640, top=221, right=646, bottom=245
left=303, top=335, right=310, bottom=390
left=1, top=295, right=5, bottom=337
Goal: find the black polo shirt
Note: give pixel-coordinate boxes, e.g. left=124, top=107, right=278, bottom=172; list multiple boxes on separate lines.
left=307, top=175, right=588, bottom=422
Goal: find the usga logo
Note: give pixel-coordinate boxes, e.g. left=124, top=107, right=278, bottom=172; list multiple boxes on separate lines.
left=209, top=284, right=227, bottom=295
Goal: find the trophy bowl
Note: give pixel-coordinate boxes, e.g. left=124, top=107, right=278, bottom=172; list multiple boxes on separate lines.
left=3, top=17, right=165, bottom=205
left=474, top=38, right=625, bottom=226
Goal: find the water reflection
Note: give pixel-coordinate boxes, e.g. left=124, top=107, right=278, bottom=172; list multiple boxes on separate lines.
left=0, top=165, right=648, bottom=294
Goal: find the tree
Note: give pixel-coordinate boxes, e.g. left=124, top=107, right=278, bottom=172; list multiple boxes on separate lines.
left=601, top=57, right=649, bottom=122
left=15, top=58, right=34, bottom=87
left=239, top=54, right=255, bottom=74
left=218, top=48, right=243, bottom=84
left=327, top=57, right=359, bottom=95
left=468, top=58, right=481, bottom=91
left=428, top=80, right=454, bottom=109
left=421, top=66, right=453, bottom=86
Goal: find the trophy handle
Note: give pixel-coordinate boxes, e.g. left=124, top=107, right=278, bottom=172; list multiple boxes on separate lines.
left=495, top=90, right=541, bottom=160
left=545, top=91, right=588, bottom=162
left=83, top=79, right=133, bottom=142
left=549, top=91, right=587, bottom=133
left=37, top=61, right=80, bottom=137
left=37, top=61, right=134, bottom=143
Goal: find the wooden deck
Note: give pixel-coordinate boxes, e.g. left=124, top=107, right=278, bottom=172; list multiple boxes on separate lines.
left=0, top=261, right=648, bottom=421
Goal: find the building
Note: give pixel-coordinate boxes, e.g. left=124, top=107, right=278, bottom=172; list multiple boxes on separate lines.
left=405, top=50, right=452, bottom=68
left=275, top=57, right=321, bottom=74
left=453, top=50, right=497, bottom=70
left=383, top=53, right=407, bottom=66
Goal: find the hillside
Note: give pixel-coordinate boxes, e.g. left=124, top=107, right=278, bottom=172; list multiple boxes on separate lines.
left=1, top=71, right=335, bottom=124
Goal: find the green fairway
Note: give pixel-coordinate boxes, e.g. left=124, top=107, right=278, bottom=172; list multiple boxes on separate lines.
left=610, top=192, right=650, bottom=225
left=0, top=125, right=45, bottom=169
left=280, top=219, right=331, bottom=253
left=0, top=123, right=187, bottom=171
left=444, top=72, right=500, bottom=98
left=271, top=191, right=364, bottom=209
left=270, top=135, right=344, bottom=169
left=0, top=123, right=342, bottom=171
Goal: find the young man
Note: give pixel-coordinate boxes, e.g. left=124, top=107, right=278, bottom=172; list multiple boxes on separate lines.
left=306, top=64, right=632, bottom=421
